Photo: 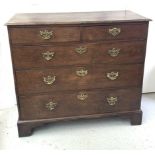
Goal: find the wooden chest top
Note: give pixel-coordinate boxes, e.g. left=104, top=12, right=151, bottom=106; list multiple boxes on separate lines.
left=6, top=10, right=150, bottom=26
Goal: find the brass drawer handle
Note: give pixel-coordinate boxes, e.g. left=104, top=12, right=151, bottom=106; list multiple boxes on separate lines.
left=76, top=68, right=88, bottom=77
left=108, top=27, right=121, bottom=37
left=75, top=46, right=87, bottom=54
left=107, top=72, right=119, bottom=80
left=77, top=92, right=88, bottom=101
left=108, top=48, right=120, bottom=57
left=40, top=30, right=53, bottom=40
left=107, top=96, right=118, bottom=106
left=42, top=51, right=55, bottom=61
left=46, top=101, right=57, bottom=111
left=43, top=75, right=56, bottom=85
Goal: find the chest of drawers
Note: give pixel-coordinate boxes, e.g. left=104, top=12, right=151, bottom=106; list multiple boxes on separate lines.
left=7, top=10, right=150, bottom=137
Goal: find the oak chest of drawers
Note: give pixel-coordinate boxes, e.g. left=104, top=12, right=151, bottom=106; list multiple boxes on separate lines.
left=7, top=11, right=150, bottom=137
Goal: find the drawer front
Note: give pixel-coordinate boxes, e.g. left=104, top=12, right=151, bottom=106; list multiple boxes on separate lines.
left=16, top=64, right=143, bottom=95
left=92, top=41, right=146, bottom=64
left=12, top=44, right=93, bottom=69
left=82, top=23, right=148, bottom=41
left=9, top=26, right=80, bottom=44
left=12, top=41, right=146, bottom=69
left=19, top=88, right=141, bottom=120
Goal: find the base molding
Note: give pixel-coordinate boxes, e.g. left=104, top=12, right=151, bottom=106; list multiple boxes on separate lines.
left=17, top=110, right=142, bottom=137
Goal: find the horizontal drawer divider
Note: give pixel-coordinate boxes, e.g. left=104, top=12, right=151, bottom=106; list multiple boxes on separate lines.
left=12, top=39, right=146, bottom=47
left=11, top=39, right=147, bottom=47
left=15, top=62, right=144, bottom=71
left=17, top=86, right=142, bottom=97
left=11, top=38, right=147, bottom=46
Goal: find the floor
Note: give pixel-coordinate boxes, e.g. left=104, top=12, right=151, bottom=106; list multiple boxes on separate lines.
left=0, top=93, right=155, bottom=150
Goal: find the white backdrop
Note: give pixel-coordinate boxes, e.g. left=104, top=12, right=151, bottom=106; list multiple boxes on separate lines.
left=0, top=0, right=155, bottom=108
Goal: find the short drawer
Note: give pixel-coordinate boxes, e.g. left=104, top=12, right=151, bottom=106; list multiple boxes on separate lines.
left=19, top=88, right=141, bottom=120
left=82, top=23, right=148, bottom=41
left=9, top=26, right=80, bottom=44
left=12, top=41, right=146, bottom=69
left=16, top=64, right=143, bottom=95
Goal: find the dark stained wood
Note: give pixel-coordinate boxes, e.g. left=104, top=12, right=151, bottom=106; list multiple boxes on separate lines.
left=12, top=40, right=146, bottom=69
left=92, top=41, right=146, bottom=64
left=17, top=122, right=34, bottom=137
left=7, top=11, right=150, bottom=137
left=130, top=110, right=142, bottom=125
left=9, top=23, right=148, bottom=44
left=18, top=109, right=142, bottom=137
left=19, top=88, right=141, bottom=120
left=15, top=64, right=143, bottom=95
left=17, top=121, right=43, bottom=137
left=82, top=23, right=148, bottom=41
left=12, top=43, right=93, bottom=69
left=9, top=26, right=80, bottom=44
left=6, top=10, right=150, bottom=26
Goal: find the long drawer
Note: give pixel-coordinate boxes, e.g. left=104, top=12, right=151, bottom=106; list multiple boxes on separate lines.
left=19, top=88, right=141, bottom=120
left=12, top=41, right=146, bottom=69
left=16, top=64, right=143, bottom=95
